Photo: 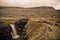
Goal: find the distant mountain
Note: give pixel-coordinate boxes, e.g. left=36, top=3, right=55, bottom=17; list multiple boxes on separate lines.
left=56, top=10, right=60, bottom=18
left=0, top=6, right=56, bottom=18
left=0, top=6, right=55, bottom=9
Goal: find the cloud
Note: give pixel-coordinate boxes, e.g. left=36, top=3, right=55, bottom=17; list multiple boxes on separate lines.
left=54, top=3, right=60, bottom=10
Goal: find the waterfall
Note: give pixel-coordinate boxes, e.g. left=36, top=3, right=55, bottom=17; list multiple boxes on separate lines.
left=10, top=24, right=19, bottom=39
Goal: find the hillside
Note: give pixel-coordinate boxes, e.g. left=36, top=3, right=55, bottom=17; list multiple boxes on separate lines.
left=0, top=6, right=60, bottom=40
left=0, top=6, right=56, bottom=18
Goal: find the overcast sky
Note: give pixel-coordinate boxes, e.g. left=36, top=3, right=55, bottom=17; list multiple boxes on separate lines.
left=0, top=0, right=60, bottom=10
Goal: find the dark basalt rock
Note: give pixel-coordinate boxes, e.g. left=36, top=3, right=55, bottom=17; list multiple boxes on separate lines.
left=14, top=19, right=29, bottom=40
left=0, top=21, right=12, bottom=40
